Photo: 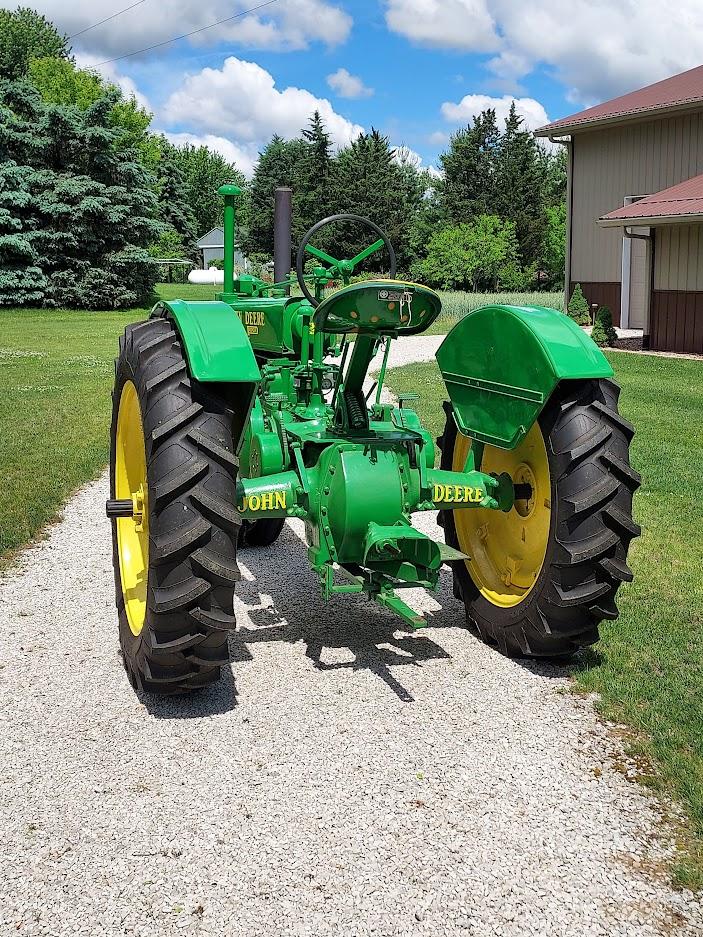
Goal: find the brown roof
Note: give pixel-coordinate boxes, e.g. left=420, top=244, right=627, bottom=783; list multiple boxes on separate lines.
left=535, top=64, right=703, bottom=136
left=598, top=173, right=703, bottom=226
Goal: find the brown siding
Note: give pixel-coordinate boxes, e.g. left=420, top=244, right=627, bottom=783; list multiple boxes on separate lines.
left=570, top=112, right=703, bottom=288
left=651, top=291, right=703, bottom=353
left=570, top=281, right=622, bottom=325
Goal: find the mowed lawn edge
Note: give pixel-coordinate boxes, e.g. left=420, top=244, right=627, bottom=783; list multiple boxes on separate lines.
left=0, top=284, right=220, bottom=569
left=385, top=352, right=703, bottom=890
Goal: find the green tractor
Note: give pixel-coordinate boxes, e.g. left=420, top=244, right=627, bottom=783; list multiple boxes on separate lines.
left=107, top=186, right=640, bottom=694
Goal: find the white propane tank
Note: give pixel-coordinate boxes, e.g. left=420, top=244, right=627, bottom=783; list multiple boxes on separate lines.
left=188, top=267, right=224, bottom=285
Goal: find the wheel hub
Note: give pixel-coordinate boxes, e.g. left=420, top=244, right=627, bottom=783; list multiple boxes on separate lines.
left=451, top=424, right=552, bottom=608
left=114, top=381, right=149, bottom=637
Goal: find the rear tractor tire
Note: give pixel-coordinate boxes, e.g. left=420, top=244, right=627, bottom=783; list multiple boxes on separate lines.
left=438, top=379, right=641, bottom=657
left=109, top=315, right=243, bottom=694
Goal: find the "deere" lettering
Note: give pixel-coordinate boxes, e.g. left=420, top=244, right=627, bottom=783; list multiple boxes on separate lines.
left=433, top=483, right=484, bottom=504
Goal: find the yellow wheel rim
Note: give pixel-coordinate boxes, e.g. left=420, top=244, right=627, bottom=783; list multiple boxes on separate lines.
left=452, top=424, right=551, bottom=608
left=115, top=381, right=149, bottom=636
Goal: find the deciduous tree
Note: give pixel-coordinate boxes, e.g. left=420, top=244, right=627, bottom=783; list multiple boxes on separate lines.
left=0, top=6, right=71, bottom=80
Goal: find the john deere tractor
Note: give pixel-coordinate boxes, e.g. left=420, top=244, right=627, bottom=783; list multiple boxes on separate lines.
left=107, top=186, right=640, bottom=694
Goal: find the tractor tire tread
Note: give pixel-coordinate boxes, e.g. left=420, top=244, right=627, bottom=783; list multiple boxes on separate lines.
left=110, top=316, right=242, bottom=695
left=438, top=378, right=639, bottom=658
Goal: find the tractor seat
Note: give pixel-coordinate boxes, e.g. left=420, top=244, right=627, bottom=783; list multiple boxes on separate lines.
left=313, top=280, right=442, bottom=336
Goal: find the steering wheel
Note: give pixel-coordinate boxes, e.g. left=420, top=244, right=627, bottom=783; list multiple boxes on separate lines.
left=296, top=213, right=396, bottom=307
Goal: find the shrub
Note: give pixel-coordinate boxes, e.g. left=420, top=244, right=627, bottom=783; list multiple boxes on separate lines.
left=591, top=305, right=618, bottom=347
left=567, top=282, right=591, bottom=325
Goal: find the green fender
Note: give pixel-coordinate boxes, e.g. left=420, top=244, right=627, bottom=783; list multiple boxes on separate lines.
left=154, top=299, right=260, bottom=383
left=153, top=299, right=261, bottom=452
left=436, top=304, right=613, bottom=450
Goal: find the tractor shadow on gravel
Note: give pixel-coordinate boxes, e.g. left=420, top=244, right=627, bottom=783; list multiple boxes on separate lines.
left=145, top=520, right=580, bottom=716
left=225, top=522, right=578, bottom=703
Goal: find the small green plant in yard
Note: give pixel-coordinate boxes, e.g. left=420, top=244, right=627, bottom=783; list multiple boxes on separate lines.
left=386, top=352, right=703, bottom=889
left=591, top=305, right=618, bottom=347
left=568, top=282, right=591, bottom=325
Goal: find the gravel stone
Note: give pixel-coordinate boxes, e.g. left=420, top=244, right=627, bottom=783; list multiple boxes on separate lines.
left=1, top=338, right=701, bottom=936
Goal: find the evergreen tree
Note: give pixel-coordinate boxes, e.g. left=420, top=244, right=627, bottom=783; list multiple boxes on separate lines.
left=437, top=109, right=499, bottom=224
left=591, top=305, right=617, bottom=346
left=171, top=142, right=247, bottom=238
left=293, top=111, right=333, bottom=243
left=0, top=80, right=162, bottom=309
left=0, top=7, right=71, bottom=80
left=567, top=283, right=591, bottom=325
left=244, top=134, right=305, bottom=257
left=493, top=102, right=546, bottom=267
left=155, top=142, right=198, bottom=258
left=0, top=160, right=47, bottom=304
left=333, top=129, right=421, bottom=271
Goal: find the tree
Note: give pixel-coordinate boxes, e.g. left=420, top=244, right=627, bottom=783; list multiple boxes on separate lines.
left=244, top=134, right=305, bottom=257
left=0, top=6, right=71, bottom=80
left=28, top=57, right=152, bottom=152
left=333, top=129, right=422, bottom=271
left=542, top=202, right=567, bottom=287
left=418, top=214, right=520, bottom=291
left=493, top=102, right=546, bottom=267
left=293, top=111, right=334, bottom=241
left=437, top=109, right=499, bottom=225
left=540, top=144, right=567, bottom=207
left=0, top=80, right=162, bottom=309
left=567, top=283, right=591, bottom=325
left=171, top=142, right=247, bottom=239
left=0, top=160, right=47, bottom=304
left=591, top=305, right=617, bottom=346
left=154, top=141, right=198, bottom=258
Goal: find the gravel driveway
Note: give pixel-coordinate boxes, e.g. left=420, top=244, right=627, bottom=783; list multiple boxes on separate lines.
left=1, top=337, right=701, bottom=936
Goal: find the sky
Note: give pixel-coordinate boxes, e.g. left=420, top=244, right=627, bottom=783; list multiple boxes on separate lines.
left=8, top=0, right=703, bottom=176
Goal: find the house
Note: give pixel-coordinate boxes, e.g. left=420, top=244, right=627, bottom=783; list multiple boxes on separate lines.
left=535, top=65, right=703, bottom=354
left=196, top=227, right=248, bottom=270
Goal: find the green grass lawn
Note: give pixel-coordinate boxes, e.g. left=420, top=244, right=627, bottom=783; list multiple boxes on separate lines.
left=0, top=284, right=212, bottom=564
left=386, top=351, right=703, bottom=888
left=0, top=283, right=242, bottom=565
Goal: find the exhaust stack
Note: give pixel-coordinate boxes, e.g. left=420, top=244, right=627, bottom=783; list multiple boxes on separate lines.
left=273, top=186, right=293, bottom=294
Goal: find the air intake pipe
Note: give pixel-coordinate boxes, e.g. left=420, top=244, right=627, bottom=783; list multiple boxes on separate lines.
left=218, top=183, right=242, bottom=297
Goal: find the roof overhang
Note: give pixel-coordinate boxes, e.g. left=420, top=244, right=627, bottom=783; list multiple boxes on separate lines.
left=535, top=99, right=703, bottom=138
left=598, top=212, right=703, bottom=228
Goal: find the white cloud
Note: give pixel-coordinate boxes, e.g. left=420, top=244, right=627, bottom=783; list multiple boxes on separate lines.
left=1, top=0, right=352, bottom=58
left=163, top=57, right=364, bottom=154
left=384, top=0, right=703, bottom=105
left=74, top=52, right=151, bottom=112
left=441, top=94, right=550, bottom=131
left=385, top=0, right=499, bottom=52
left=326, top=68, right=374, bottom=99
left=164, top=132, right=259, bottom=178
left=428, top=130, right=450, bottom=146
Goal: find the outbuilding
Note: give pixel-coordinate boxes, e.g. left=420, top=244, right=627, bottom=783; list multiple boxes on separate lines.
left=535, top=65, right=703, bottom=354
left=196, top=227, right=248, bottom=271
